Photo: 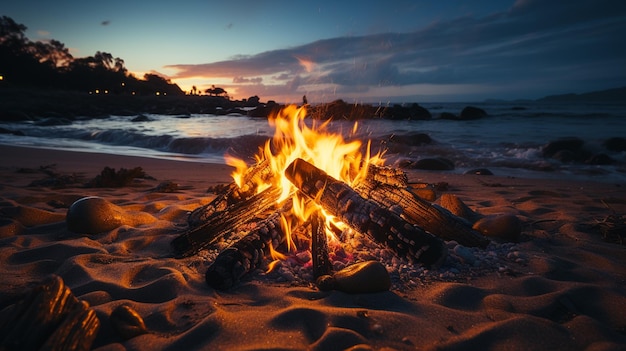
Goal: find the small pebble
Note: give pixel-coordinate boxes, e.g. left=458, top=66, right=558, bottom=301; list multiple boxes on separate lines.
left=453, top=245, right=476, bottom=265
left=472, top=214, right=522, bottom=242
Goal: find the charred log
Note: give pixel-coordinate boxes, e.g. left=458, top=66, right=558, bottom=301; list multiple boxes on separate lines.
left=310, top=212, right=333, bottom=278
left=171, top=186, right=282, bottom=257
left=356, top=164, right=490, bottom=248
left=285, top=158, right=447, bottom=267
left=187, top=159, right=272, bottom=227
left=205, top=210, right=286, bottom=290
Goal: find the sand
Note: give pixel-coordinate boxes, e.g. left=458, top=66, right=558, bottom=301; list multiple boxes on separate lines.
left=1, top=144, right=625, bottom=351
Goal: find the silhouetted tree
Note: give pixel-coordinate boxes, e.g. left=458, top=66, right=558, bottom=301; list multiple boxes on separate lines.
left=0, top=16, right=184, bottom=95
left=206, top=84, right=227, bottom=97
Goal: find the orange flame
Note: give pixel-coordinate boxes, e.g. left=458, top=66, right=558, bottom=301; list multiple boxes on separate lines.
left=226, top=104, right=384, bottom=256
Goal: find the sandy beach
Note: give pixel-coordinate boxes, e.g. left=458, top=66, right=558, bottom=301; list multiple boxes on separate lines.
left=1, top=144, right=625, bottom=351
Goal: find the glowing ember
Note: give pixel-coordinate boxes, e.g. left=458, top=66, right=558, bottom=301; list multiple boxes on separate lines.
left=225, top=105, right=384, bottom=256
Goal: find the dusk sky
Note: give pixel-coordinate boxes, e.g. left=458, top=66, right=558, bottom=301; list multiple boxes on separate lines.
left=4, top=0, right=626, bottom=103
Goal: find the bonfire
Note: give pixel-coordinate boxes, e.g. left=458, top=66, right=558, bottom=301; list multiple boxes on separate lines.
left=171, top=105, right=489, bottom=290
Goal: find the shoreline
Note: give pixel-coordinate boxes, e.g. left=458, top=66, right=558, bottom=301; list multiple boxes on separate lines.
left=1, top=144, right=626, bottom=350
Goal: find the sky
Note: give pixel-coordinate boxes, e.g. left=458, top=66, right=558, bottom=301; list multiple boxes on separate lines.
left=4, top=0, right=626, bottom=103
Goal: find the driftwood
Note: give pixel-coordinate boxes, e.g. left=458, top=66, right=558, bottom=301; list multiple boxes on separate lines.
left=356, top=164, right=490, bottom=248
left=285, top=158, right=447, bottom=267
left=0, top=275, right=99, bottom=351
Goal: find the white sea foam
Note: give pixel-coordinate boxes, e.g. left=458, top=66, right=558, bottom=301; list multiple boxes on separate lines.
left=1, top=102, right=624, bottom=182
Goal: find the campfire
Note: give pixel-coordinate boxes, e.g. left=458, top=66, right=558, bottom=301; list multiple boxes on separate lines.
left=171, top=105, right=489, bottom=290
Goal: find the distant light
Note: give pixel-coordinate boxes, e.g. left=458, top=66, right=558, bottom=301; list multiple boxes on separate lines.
left=121, top=82, right=125, bottom=87
left=104, top=90, right=109, bottom=94
left=156, top=92, right=160, bottom=96
left=163, top=92, right=167, bottom=96
left=95, top=89, right=100, bottom=94
left=132, top=91, right=136, bottom=95
left=89, top=91, right=93, bottom=94
left=0, top=75, right=4, bottom=81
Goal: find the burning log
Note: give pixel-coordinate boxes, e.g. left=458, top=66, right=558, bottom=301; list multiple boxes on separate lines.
left=356, top=165, right=490, bottom=248
left=172, top=159, right=282, bottom=257
left=205, top=210, right=286, bottom=290
left=285, top=158, right=447, bottom=267
left=171, top=186, right=282, bottom=257
left=187, top=160, right=272, bottom=227
left=310, top=212, right=333, bottom=278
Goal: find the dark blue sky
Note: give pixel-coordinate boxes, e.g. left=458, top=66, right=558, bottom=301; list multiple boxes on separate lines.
left=5, top=0, right=626, bottom=102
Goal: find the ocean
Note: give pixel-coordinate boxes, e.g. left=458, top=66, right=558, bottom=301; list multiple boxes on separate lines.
left=1, top=102, right=625, bottom=183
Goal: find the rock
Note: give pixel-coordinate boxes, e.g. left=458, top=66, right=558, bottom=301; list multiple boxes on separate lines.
left=380, top=103, right=431, bottom=120
left=66, top=196, right=156, bottom=234
left=333, top=261, right=391, bottom=294
left=472, top=214, right=522, bottom=242
left=604, top=137, right=626, bottom=152
left=439, top=194, right=482, bottom=223
left=66, top=197, right=125, bottom=234
left=388, top=133, right=433, bottom=146
left=453, top=245, right=476, bottom=265
left=247, top=101, right=283, bottom=118
left=412, top=157, right=455, bottom=170
left=542, top=137, right=585, bottom=158
left=459, top=106, right=487, bottom=120
left=110, top=304, right=148, bottom=340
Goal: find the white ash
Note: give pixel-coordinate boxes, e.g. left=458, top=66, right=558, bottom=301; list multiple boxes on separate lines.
left=193, top=226, right=530, bottom=292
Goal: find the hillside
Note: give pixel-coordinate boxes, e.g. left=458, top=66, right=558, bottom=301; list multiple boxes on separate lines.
left=537, top=86, right=626, bottom=103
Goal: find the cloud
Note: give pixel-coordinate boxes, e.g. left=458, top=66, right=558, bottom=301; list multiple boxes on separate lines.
left=166, top=0, right=626, bottom=101
left=233, top=76, right=263, bottom=84
left=36, top=30, right=51, bottom=37
left=101, top=20, right=110, bottom=26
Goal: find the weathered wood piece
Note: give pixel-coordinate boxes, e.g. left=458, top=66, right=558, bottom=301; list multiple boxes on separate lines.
left=356, top=165, right=490, bottom=248
left=171, top=186, right=282, bottom=257
left=285, top=158, right=447, bottom=267
left=310, top=212, right=333, bottom=278
left=205, top=209, right=286, bottom=290
left=0, top=275, right=100, bottom=351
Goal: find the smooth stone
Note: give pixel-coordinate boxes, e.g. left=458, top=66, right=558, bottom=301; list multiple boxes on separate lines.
left=110, top=304, right=148, bottom=340
left=453, top=245, right=476, bottom=265
left=472, top=214, right=522, bottom=242
left=333, top=261, right=391, bottom=294
left=66, top=197, right=125, bottom=234
left=66, top=196, right=156, bottom=234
